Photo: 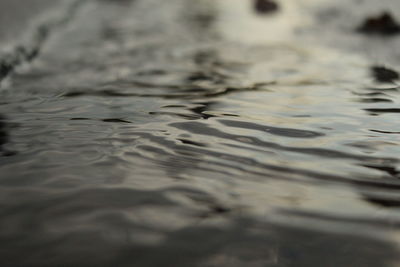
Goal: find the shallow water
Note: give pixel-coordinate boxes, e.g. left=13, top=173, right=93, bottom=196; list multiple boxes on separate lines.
left=1, top=0, right=400, bottom=266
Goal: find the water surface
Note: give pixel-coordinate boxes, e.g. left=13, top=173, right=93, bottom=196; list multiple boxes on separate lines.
left=1, top=0, right=400, bottom=266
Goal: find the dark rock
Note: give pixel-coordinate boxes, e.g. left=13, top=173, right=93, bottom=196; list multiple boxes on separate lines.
left=371, top=65, right=399, bottom=83
left=357, top=12, right=400, bottom=36
left=254, top=0, right=279, bottom=14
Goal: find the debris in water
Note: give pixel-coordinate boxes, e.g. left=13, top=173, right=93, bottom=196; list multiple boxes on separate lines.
left=357, top=12, right=400, bottom=36
left=254, top=0, right=279, bottom=14
left=371, top=66, right=399, bottom=83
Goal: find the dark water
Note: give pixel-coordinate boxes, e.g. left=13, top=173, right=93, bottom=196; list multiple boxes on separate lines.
left=1, top=0, right=400, bottom=266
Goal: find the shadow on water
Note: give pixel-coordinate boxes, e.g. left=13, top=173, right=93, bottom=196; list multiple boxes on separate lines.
left=127, top=130, right=400, bottom=192
left=0, top=186, right=399, bottom=267
left=0, top=115, right=15, bottom=157
left=169, top=121, right=397, bottom=163
left=0, top=115, right=7, bottom=152
left=62, top=80, right=264, bottom=100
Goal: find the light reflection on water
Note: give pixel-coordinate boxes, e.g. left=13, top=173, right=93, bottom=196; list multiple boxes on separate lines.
left=1, top=0, right=400, bottom=266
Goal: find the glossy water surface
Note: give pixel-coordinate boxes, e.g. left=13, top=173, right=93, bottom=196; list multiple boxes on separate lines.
left=2, top=0, right=400, bottom=266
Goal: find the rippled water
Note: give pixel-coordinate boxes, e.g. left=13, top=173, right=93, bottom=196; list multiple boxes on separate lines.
left=2, top=0, right=400, bottom=266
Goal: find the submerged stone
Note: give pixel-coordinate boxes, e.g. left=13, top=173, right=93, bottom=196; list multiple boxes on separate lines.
left=357, top=12, right=400, bottom=36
